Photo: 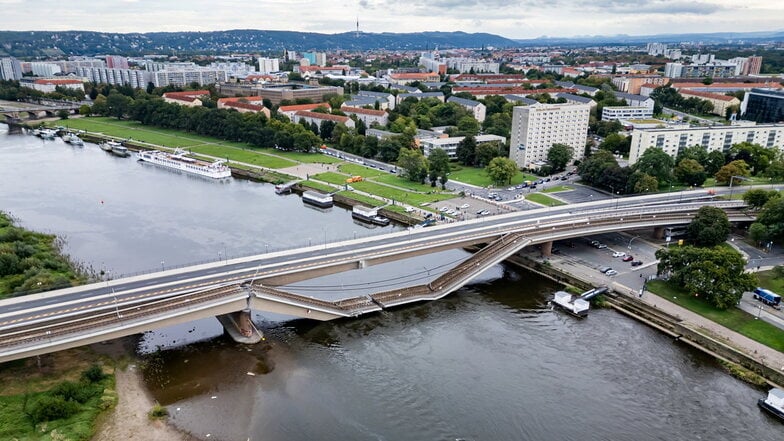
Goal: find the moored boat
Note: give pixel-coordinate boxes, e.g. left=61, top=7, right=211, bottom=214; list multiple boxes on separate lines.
left=62, top=133, right=83, bottom=146
left=110, top=144, right=130, bottom=157
left=352, top=205, right=390, bottom=226
left=759, top=388, right=784, bottom=422
left=38, top=128, right=57, bottom=139
left=552, top=291, right=590, bottom=317
left=99, top=140, right=121, bottom=152
left=136, top=149, right=231, bottom=179
left=302, top=191, right=333, bottom=208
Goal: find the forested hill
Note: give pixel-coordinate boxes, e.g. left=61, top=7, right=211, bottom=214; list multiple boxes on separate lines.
left=0, top=29, right=519, bottom=57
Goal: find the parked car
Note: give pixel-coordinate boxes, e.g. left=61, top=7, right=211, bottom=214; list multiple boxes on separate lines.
left=596, top=244, right=607, bottom=249
left=440, top=206, right=449, bottom=212
left=605, top=269, right=619, bottom=276
left=479, top=210, right=490, bottom=216
left=622, top=255, right=634, bottom=262
left=590, top=240, right=600, bottom=246
left=560, top=176, right=568, bottom=181
left=612, top=251, right=626, bottom=258
left=598, top=266, right=613, bottom=274
left=460, top=203, right=470, bottom=209
left=405, top=207, right=415, bottom=213
left=631, top=260, right=643, bottom=266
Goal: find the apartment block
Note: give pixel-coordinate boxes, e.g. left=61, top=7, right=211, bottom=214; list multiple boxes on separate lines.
left=601, top=106, right=654, bottom=121
left=420, top=134, right=506, bottom=160
left=509, top=102, right=591, bottom=168
left=629, top=122, right=784, bottom=163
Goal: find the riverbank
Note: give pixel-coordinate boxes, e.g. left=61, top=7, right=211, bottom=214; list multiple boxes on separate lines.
left=506, top=250, right=784, bottom=387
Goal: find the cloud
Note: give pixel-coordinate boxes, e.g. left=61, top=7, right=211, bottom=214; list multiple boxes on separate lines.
left=578, top=0, right=724, bottom=15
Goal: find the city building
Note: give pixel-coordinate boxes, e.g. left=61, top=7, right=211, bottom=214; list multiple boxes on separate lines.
left=741, top=89, right=784, bottom=123
left=556, top=93, right=597, bottom=108
left=611, top=76, right=669, bottom=95
left=216, top=97, right=271, bottom=119
left=278, top=103, right=331, bottom=120
left=601, top=106, right=654, bottom=121
left=628, top=122, right=784, bottom=163
left=447, top=96, right=486, bottom=123
left=162, top=90, right=210, bottom=107
left=555, top=81, right=599, bottom=96
left=257, top=57, right=280, bottom=74
left=664, top=62, right=738, bottom=78
left=292, top=110, right=354, bottom=129
left=150, top=69, right=228, bottom=87
left=614, top=92, right=655, bottom=110
left=678, top=90, right=740, bottom=116
left=509, top=102, right=591, bottom=168
left=217, top=83, right=343, bottom=105
left=443, top=58, right=500, bottom=74
left=646, top=43, right=667, bottom=56
left=420, top=134, right=506, bottom=159
left=302, top=52, right=327, bottom=67
left=30, top=62, right=61, bottom=77
left=340, top=106, right=388, bottom=126
left=0, top=57, right=22, bottom=80
left=75, top=67, right=149, bottom=88
left=24, top=78, right=84, bottom=93
left=388, top=72, right=440, bottom=85
left=105, top=55, right=129, bottom=69
left=396, top=91, right=444, bottom=105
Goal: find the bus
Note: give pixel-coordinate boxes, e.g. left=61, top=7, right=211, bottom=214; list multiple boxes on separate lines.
left=753, top=287, right=782, bottom=309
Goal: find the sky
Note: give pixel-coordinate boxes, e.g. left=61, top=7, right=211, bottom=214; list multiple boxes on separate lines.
left=0, top=0, right=782, bottom=39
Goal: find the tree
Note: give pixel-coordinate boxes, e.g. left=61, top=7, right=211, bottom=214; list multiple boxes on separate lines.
left=674, top=159, right=707, bottom=186
left=749, top=222, right=770, bottom=244
left=547, top=143, right=573, bottom=173
left=56, top=109, right=69, bottom=120
left=577, top=150, right=618, bottom=186
left=456, top=116, right=480, bottom=136
left=630, top=171, right=658, bottom=194
left=475, top=142, right=500, bottom=167
left=675, top=145, right=708, bottom=166
left=743, top=189, right=779, bottom=210
left=687, top=206, right=731, bottom=247
left=598, top=133, right=631, bottom=155
left=486, top=157, right=518, bottom=185
left=756, top=197, right=784, bottom=240
left=655, top=245, right=755, bottom=309
left=729, top=142, right=775, bottom=175
left=427, top=148, right=450, bottom=189
left=704, top=150, right=726, bottom=175
left=714, top=159, right=750, bottom=185
left=397, top=147, right=428, bottom=183
left=105, top=91, right=130, bottom=119
left=633, top=148, right=674, bottom=186
left=456, top=135, right=477, bottom=166
left=763, top=159, right=784, bottom=181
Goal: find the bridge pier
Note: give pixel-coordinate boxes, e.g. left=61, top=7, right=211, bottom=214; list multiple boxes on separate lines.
left=653, top=227, right=665, bottom=239
left=216, top=310, right=263, bottom=344
left=540, top=241, right=553, bottom=257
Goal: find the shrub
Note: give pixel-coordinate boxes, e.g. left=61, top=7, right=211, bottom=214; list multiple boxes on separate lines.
left=82, top=364, right=106, bottom=383
left=148, top=402, right=169, bottom=420
left=30, top=396, right=79, bottom=423
left=50, top=380, right=97, bottom=404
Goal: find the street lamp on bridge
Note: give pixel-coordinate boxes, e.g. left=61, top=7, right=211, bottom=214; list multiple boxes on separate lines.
left=729, top=175, right=751, bottom=198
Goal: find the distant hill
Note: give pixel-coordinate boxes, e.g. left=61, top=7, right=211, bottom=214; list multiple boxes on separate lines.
left=0, top=29, right=520, bottom=57
left=514, top=30, right=784, bottom=46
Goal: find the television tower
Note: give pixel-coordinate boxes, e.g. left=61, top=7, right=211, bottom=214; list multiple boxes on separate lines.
left=356, top=17, right=360, bottom=38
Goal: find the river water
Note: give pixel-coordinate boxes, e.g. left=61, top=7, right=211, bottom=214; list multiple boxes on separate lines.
left=1, top=125, right=781, bottom=440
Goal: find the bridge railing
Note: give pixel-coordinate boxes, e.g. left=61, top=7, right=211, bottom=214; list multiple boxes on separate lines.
left=251, top=284, right=377, bottom=315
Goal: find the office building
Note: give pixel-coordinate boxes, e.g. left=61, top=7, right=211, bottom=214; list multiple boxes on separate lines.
left=629, top=122, right=784, bottom=163
left=509, top=102, right=591, bottom=168
left=741, top=89, right=784, bottom=123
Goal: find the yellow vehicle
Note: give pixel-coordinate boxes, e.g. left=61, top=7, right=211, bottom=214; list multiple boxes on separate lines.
left=346, top=175, right=363, bottom=183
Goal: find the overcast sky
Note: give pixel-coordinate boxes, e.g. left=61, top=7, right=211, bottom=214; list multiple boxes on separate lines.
left=1, top=0, right=781, bottom=39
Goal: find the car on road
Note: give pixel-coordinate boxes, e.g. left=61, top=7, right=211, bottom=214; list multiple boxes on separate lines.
left=460, top=203, right=470, bottom=209
left=560, top=176, right=568, bottom=181
left=612, top=251, right=626, bottom=258
left=631, top=260, right=643, bottom=266
left=622, top=255, right=634, bottom=262
left=405, top=207, right=415, bottom=213
left=439, top=206, right=449, bottom=212
left=605, top=269, right=618, bottom=276
left=507, top=186, right=515, bottom=191
left=420, top=202, right=431, bottom=206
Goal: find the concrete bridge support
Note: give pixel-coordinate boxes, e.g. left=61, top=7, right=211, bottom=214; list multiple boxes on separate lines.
left=540, top=241, right=553, bottom=257
left=653, top=227, right=665, bottom=239
left=216, top=310, right=263, bottom=344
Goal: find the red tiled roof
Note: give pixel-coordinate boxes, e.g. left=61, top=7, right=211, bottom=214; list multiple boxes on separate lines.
left=163, top=90, right=210, bottom=102
left=279, top=102, right=331, bottom=113
left=679, top=89, right=739, bottom=102
left=674, top=82, right=776, bottom=90
left=452, top=87, right=577, bottom=96
left=34, top=79, right=83, bottom=85
left=340, top=106, right=386, bottom=117
left=222, top=101, right=266, bottom=111
left=294, top=111, right=349, bottom=123
left=390, top=72, right=439, bottom=79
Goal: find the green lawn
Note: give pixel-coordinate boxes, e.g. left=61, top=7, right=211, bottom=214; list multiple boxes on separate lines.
left=374, top=174, right=444, bottom=193
left=525, top=193, right=566, bottom=206
left=755, top=270, right=784, bottom=293
left=542, top=185, right=572, bottom=193
left=448, top=166, right=537, bottom=188
left=647, top=280, right=784, bottom=352
left=284, top=151, right=341, bottom=164
left=312, top=172, right=351, bottom=186
left=301, top=180, right=339, bottom=193
left=57, top=118, right=206, bottom=148
left=188, top=145, right=297, bottom=169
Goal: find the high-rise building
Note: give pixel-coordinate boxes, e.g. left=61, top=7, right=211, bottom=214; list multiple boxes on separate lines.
left=746, top=56, right=763, bottom=75
left=741, top=89, right=784, bottom=124
left=257, top=57, right=280, bottom=74
left=30, top=62, right=62, bottom=77
left=0, top=57, right=23, bottom=80
left=509, top=102, right=591, bottom=168
left=105, top=55, right=129, bottom=69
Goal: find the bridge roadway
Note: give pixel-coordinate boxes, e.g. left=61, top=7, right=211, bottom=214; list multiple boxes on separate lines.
left=0, top=190, right=754, bottom=362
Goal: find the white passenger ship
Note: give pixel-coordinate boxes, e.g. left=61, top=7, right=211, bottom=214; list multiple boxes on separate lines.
left=136, top=149, right=231, bottom=179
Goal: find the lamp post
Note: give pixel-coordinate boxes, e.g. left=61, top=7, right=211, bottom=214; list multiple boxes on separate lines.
left=628, top=235, right=639, bottom=251
left=160, top=260, right=165, bottom=272
left=729, top=175, right=750, bottom=198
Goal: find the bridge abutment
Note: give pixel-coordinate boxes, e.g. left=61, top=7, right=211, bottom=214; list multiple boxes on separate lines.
left=216, top=310, right=263, bottom=344
left=653, top=227, right=665, bottom=239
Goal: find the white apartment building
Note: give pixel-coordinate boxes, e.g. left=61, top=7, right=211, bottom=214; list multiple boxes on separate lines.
left=444, top=58, right=500, bottom=74
left=629, top=122, right=784, bottom=164
left=601, top=106, right=654, bottom=121
left=258, top=57, right=280, bottom=74
left=149, top=69, right=228, bottom=87
left=420, top=134, right=506, bottom=160
left=509, top=102, right=591, bottom=168
left=76, top=67, right=149, bottom=88
left=0, top=57, right=22, bottom=80
left=30, top=62, right=61, bottom=77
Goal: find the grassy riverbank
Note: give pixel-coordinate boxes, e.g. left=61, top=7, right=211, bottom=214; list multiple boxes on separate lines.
left=0, top=212, right=87, bottom=299
left=0, top=349, right=117, bottom=441
left=647, top=280, right=784, bottom=352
